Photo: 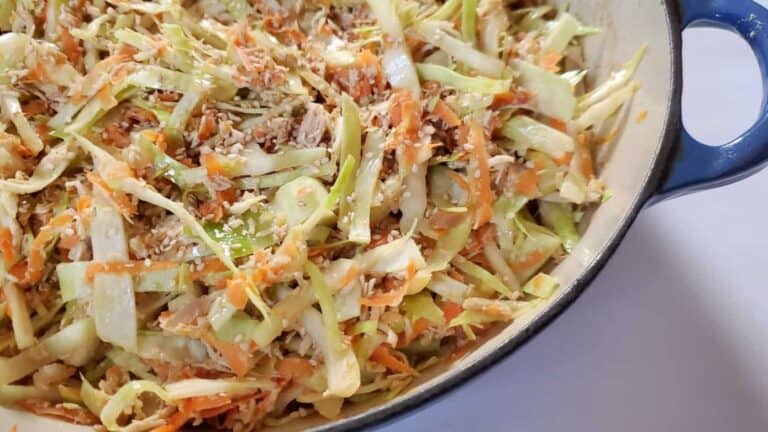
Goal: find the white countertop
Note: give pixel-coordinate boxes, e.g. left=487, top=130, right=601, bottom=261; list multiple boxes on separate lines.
left=380, top=7, right=768, bottom=432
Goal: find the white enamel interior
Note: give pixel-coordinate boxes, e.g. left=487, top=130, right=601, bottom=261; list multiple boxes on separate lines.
left=0, top=1, right=677, bottom=430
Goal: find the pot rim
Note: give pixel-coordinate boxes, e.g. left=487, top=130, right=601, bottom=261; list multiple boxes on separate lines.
left=318, top=1, right=685, bottom=430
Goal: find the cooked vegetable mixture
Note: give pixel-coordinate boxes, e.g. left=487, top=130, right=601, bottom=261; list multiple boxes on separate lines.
left=0, top=0, right=643, bottom=430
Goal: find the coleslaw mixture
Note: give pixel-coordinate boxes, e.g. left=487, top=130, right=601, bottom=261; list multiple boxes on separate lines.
left=0, top=0, right=643, bottom=430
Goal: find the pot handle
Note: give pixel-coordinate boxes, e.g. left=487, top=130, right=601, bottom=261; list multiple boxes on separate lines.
left=657, top=0, right=768, bottom=200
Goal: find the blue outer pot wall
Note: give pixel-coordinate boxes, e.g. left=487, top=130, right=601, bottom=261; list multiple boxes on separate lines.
left=315, top=1, right=686, bottom=430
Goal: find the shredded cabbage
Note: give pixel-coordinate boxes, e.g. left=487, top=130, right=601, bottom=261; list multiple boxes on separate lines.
left=0, top=2, right=644, bottom=428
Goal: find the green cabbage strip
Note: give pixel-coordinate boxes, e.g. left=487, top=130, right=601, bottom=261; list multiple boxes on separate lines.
left=428, top=0, right=461, bottom=21
left=573, top=82, right=640, bottom=131
left=1, top=283, right=34, bottom=350
left=237, top=163, right=335, bottom=190
left=0, top=319, right=98, bottom=386
left=0, top=140, right=76, bottom=194
left=80, top=375, right=108, bottom=416
left=0, top=385, right=60, bottom=405
left=135, top=131, right=203, bottom=190
left=164, top=377, right=276, bottom=399
left=90, top=201, right=139, bottom=352
left=107, top=349, right=157, bottom=381
left=427, top=273, right=469, bottom=304
left=336, top=94, right=362, bottom=233
left=236, top=148, right=328, bottom=177
left=426, top=214, right=472, bottom=271
left=366, top=0, right=421, bottom=96
left=0, top=1, right=13, bottom=31
left=165, top=86, right=208, bottom=146
left=58, top=261, right=192, bottom=301
left=539, top=202, right=579, bottom=253
left=402, top=291, right=445, bottom=325
left=0, top=92, right=43, bottom=154
left=273, top=177, right=333, bottom=228
left=461, top=0, right=478, bottom=43
left=299, top=285, right=360, bottom=399
left=500, top=115, right=575, bottom=159
left=415, top=63, right=512, bottom=94
left=100, top=380, right=169, bottom=431
left=578, top=45, right=646, bottom=111
left=513, top=60, right=576, bottom=120
left=541, top=12, right=599, bottom=54
left=348, top=129, right=386, bottom=244
left=522, top=273, right=559, bottom=298
left=452, top=255, right=515, bottom=299
left=477, top=0, right=509, bottom=57
left=414, top=20, right=506, bottom=78
left=204, top=211, right=276, bottom=259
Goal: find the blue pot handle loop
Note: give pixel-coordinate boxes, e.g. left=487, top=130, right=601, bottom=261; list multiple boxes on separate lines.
left=659, top=0, right=768, bottom=199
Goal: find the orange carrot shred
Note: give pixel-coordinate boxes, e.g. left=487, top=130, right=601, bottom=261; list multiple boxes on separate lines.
left=86, top=172, right=137, bottom=218
left=276, top=357, right=315, bottom=381
left=203, top=333, right=250, bottom=377
left=441, top=302, right=463, bottom=323
left=86, top=260, right=179, bottom=282
left=515, top=168, right=539, bottom=198
left=149, top=411, right=191, bottom=432
left=431, top=100, right=461, bottom=128
left=180, top=395, right=232, bottom=415
left=370, top=344, right=416, bottom=375
left=226, top=274, right=249, bottom=310
left=26, top=213, right=74, bottom=284
left=511, top=250, right=547, bottom=273
left=467, top=121, right=493, bottom=228
left=0, top=228, right=15, bottom=268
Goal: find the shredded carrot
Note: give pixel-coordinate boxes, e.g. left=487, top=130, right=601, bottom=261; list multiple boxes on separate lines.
left=203, top=333, right=250, bottom=377
left=75, top=195, right=92, bottom=216
left=515, top=168, right=539, bottom=198
left=549, top=118, right=568, bottom=133
left=180, top=395, right=232, bottom=415
left=189, top=258, right=229, bottom=279
left=9, top=260, right=27, bottom=281
left=86, top=260, right=179, bottom=282
left=431, top=100, right=461, bottom=128
left=447, top=267, right=465, bottom=283
left=59, top=27, right=84, bottom=71
left=370, top=344, right=416, bottom=375
left=636, top=110, right=648, bottom=123
left=554, top=152, right=574, bottom=167
left=86, top=172, right=137, bottom=218
left=0, top=227, right=15, bottom=268
left=150, top=411, right=190, bottom=432
left=361, top=261, right=416, bottom=307
left=57, top=232, right=80, bottom=250
left=198, top=110, right=218, bottom=141
left=276, top=357, right=315, bottom=381
left=440, top=302, right=463, bottom=323
left=226, top=274, right=249, bottom=310
left=444, top=170, right=471, bottom=195
left=96, top=84, right=118, bottom=111
left=511, top=249, right=547, bottom=273
left=201, top=153, right=227, bottom=177
left=491, top=89, right=532, bottom=110
left=338, top=265, right=361, bottom=289
left=467, top=121, right=493, bottom=228
left=539, top=51, right=563, bottom=72
left=26, top=213, right=74, bottom=284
